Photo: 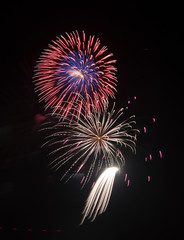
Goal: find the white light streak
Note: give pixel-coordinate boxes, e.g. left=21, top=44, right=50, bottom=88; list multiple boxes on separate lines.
left=80, top=167, right=118, bottom=224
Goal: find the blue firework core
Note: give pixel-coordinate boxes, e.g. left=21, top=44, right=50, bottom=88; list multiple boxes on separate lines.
left=56, top=50, right=100, bottom=95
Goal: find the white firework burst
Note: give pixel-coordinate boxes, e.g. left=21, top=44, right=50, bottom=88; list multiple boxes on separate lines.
left=41, top=100, right=139, bottom=186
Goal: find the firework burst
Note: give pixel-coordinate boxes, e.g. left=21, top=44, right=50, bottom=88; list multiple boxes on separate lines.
left=42, top=100, right=139, bottom=186
left=34, top=31, right=117, bottom=119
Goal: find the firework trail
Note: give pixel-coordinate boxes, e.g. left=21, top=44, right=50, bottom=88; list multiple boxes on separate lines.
left=80, top=167, right=119, bottom=224
left=42, top=99, right=139, bottom=186
left=34, top=31, right=117, bottom=119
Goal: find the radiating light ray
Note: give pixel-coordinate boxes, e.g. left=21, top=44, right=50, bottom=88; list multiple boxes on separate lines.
left=144, top=126, right=147, bottom=133
left=34, top=30, right=117, bottom=119
left=80, top=167, right=118, bottom=224
left=124, top=173, right=128, bottom=182
left=159, top=150, right=162, bottom=159
left=41, top=99, right=139, bottom=185
left=127, top=179, right=130, bottom=187
left=80, top=176, right=85, bottom=184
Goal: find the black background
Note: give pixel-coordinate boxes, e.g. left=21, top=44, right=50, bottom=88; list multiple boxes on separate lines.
left=0, top=3, right=182, bottom=239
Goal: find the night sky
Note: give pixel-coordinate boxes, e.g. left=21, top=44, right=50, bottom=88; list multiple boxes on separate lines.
left=0, top=4, right=182, bottom=240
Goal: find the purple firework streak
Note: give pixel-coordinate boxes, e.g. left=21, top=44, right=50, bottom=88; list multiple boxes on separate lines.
left=34, top=31, right=117, bottom=119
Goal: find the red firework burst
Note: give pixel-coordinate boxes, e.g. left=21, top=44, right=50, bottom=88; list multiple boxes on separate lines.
left=34, top=30, right=117, bottom=118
